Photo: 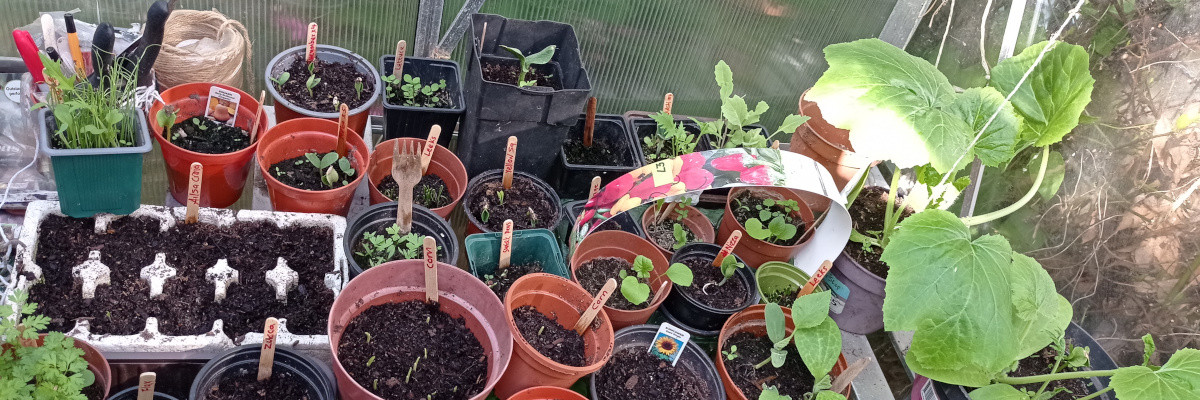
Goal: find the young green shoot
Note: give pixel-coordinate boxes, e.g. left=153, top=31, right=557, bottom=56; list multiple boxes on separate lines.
left=384, top=74, right=448, bottom=107
left=355, top=224, right=434, bottom=268
left=481, top=204, right=491, bottom=224
left=354, top=77, right=364, bottom=100
left=618, top=255, right=693, bottom=305
left=33, top=52, right=139, bottom=149
left=671, top=223, right=689, bottom=251
left=298, top=152, right=356, bottom=188
left=366, top=355, right=376, bottom=367
left=642, top=112, right=699, bottom=163
left=496, top=190, right=506, bottom=205
left=270, top=71, right=290, bottom=87
left=1, top=290, right=97, bottom=398
left=499, top=44, right=557, bottom=87
left=305, top=74, right=321, bottom=97
left=743, top=198, right=800, bottom=244
left=155, top=105, right=178, bottom=141
left=526, top=207, right=539, bottom=227
left=698, top=60, right=810, bottom=149
left=723, top=345, right=739, bottom=360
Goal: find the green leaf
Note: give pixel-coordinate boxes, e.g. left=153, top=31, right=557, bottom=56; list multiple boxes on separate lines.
left=621, top=276, right=650, bottom=305
left=721, top=95, right=750, bottom=129
left=523, top=45, right=557, bottom=65
left=990, top=41, right=1094, bottom=147
left=769, top=347, right=787, bottom=368
left=320, top=152, right=338, bottom=168
left=1144, top=334, right=1157, bottom=367
left=714, top=60, right=734, bottom=99
left=338, top=157, right=354, bottom=175
left=792, top=317, right=842, bottom=378
left=765, top=302, right=787, bottom=343
left=879, top=209, right=1018, bottom=386
left=943, top=87, right=1021, bottom=167
left=1008, top=253, right=1072, bottom=359
left=790, top=291, right=832, bottom=329
left=969, top=384, right=1035, bottom=400
left=813, top=391, right=847, bottom=400
left=665, top=263, right=694, bottom=286
left=775, top=114, right=810, bottom=136
left=1110, top=348, right=1200, bottom=399
left=769, top=217, right=797, bottom=241
left=745, top=219, right=771, bottom=240
left=632, top=255, right=654, bottom=276
left=759, top=385, right=792, bottom=400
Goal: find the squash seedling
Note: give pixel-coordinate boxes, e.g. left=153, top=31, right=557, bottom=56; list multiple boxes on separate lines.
left=756, top=293, right=844, bottom=399
left=499, top=44, right=556, bottom=87
left=154, top=104, right=178, bottom=142
left=619, top=255, right=693, bottom=305
left=301, top=151, right=356, bottom=188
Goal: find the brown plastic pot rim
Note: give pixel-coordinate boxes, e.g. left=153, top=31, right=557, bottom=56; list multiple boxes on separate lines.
left=150, top=82, right=266, bottom=160
left=367, top=138, right=466, bottom=212
left=570, top=230, right=673, bottom=315
left=257, top=119, right=368, bottom=194
left=505, top=273, right=613, bottom=374
left=724, top=187, right=816, bottom=249
left=264, top=44, right=382, bottom=118
left=797, top=125, right=873, bottom=167
left=641, top=203, right=716, bottom=254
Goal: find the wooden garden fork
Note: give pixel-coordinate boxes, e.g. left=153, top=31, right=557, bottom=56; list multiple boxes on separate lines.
left=392, top=141, right=422, bottom=233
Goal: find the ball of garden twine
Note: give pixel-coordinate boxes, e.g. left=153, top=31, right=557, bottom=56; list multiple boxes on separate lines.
left=155, top=9, right=252, bottom=89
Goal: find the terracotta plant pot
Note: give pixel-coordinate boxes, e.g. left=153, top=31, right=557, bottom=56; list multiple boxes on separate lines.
left=509, top=386, right=588, bottom=400
left=327, top=259, right=513, bottom=400
left=640, top=202, right=716, bottom=259
left=257, top=118, right=369, bottom=215
left=717, top=187, right=816, bottom=268
left=265, top=44, right=381, bottom=137
left=148, top=82, right=268, bottom=208
left=715, top=305, right=851, bottom=400
left=366, top=138, right=468, bottom=218
left=495, top=273, right=615, bottom=398
left=788, top=91, right=872, bottom=191
left=570, top=230, right=672, bottom=331
left=27, top=334, right=112, bottom=400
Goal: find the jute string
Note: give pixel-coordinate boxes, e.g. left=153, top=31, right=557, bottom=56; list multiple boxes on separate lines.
left=155, top=9, right=252, bottom=89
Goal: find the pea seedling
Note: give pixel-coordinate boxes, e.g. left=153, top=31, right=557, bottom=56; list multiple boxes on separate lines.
left=743, top=198, right=801, bottom=244
left=618, top=255, right=693, bottom=305
left=499, top=44, right=557, bottom=87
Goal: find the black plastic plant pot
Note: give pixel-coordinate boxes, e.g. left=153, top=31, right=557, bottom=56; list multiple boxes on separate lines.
left=379, top=55, right=464, bottom=147
left=108, top=387, right=180, bottom=400
left=345, top=201, right=460, bottom=277
left=188, top=344, right=337, bottom=400
left=625, top=114, right=705, bottom=165
left=930, top=322, right=1118, bottom=400
left=589, top=324, right=726, bottom=400
left=553, top=114, right=643, bottom=200
left=556, top=200, right=642, bottom=244
left=457, top=13, right=593, bottom=180
left=462, top=169, right=563, bottom=234
left=662, top=243, right=761, bottom=332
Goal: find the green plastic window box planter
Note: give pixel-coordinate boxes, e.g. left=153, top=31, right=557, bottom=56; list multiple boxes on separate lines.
left=465, top=228, right=570, bottom=281
left=37, top=108, right=152, bottom=218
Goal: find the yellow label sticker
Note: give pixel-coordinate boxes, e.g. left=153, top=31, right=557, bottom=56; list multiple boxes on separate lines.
left=650, top=160, right=674, bottom=187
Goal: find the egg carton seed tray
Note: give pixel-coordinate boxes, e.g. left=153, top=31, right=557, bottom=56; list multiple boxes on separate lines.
left=7, top=200, right=348, bottom=357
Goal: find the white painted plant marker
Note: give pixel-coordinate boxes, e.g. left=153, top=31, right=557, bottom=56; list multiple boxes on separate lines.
left=662, top=92, right=674, bottom=114
left=393, top=40, right=407, bottom=78
left=573, top=278, right=616, bottom=334
left=502, top=136, right=518, bottom=189
left=335, top=103, right=350, bottom=157
left=798, top=260, right=833, bottom=297
left=420, top=125, right=441, bottom=174
left=249, top=90, right=265, bottom=143
left=588, top=176, right=601, bottom=201
left=713, top=230, right=742, bottom=267
left=499, top=219, right=514, bottom=269
left=583, top=97, right=597, bottom=147
left=257, top=317, right=280, bottom=381
left=136, top=372, right=155, bottom=400
left=423, top=236, right=438, bottom=303
left=185, top=162, right=202, bottom=224
left=304, top=22, right=318, bottom=63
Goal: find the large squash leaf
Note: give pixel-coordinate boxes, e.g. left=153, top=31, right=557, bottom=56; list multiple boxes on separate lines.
left=1110, top=348, right=1200, bottom=399
left=944, top=87, right=1021, bottom=167
left=1008, top=253, right=1072, bottom=359
left=990, top=41, right=1094, bottom=148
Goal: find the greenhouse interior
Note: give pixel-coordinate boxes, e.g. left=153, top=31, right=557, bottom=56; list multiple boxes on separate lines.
left=0, top=0, right=1197, bottom=399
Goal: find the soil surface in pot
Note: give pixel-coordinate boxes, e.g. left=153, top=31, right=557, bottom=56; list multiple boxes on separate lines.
left=594, top=347, right=711, bottom=400
left=481, top=262, right=543, bottom=301
left=204, top=367, right=316, bottom=400
left=1009, top=343, right=1094, bottom=400
left=82, top=380, right=104, bottom=400
left=677, top=255, right=750, bottom=309
left=27, top=215, right=335, bottom=337
left=338, top=300, right=488, bottom=399
left=351, top=221, right=448, bottom=270
left=270, top=154, right=360, bottom=191
left=731, top=191, right=807, bottom=246
left=512, top=305, right=586, bottom=367
left=377, top=174, right=452, bottom=209
left=574, top=257, right=652, bottom=311
left=844, top=186, right=914, bottom=279
left=762, top=287, right=801, bottom=306
left=481, top=58, right=562, bottom=90
left=562, top=135, right=632, bottom=167
left=167, top=115, right=251, bottom=154
left=645, top=220, right=696, bottom=252
left=275, top=58, right=373, bottom=113
left=384, top=75, right=453, bottom=108
left=723, top=331, right=815, bottom=399
left=467, top=175, right=557, bottom=232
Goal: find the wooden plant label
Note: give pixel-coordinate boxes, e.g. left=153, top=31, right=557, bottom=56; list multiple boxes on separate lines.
left=393, top=40, right=407, bottom=77
left=423, top=236, right=438, bottom=303
left=185, top=162, right=202, bottom=224
left=771, top=140, right=780, bottom=150
left=258, top=317, right=279, bottom=381
left=588, top=176, right=601, bottom=201
left=662, top=92, right=674, bottom=114
left=655, top=202, right=676, bottom=225
left=249, top=90, right=265, bottom=142
left=798, top=260, right=833, bottom=297
left=713, top=231, right=742, bottom=267
left=583, top=97, right=597, bottom=147
left=304, top=22, right=319, bottom=63
left=648, top=280, right=671, bottom=305
left=204, top=86, right=241, bottom=127
left=479, top=22, right=489, bottom=51
left=499, top=219, right=514, bottom=269
left=420, top=125, right=441, bottom=174
left=832, top=358, right=872, bottom=394
left=136, top=372, right=156, bottom=400
left=502, top=136, right=518, bottom=189
left=573, top=278, right=616, bottom=334
left=335, top=103, right=349, bottom=157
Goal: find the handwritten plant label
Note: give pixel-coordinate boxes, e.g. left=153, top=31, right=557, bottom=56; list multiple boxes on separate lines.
left=502, top=136, right=518, bottom=189
left=305, top=22, right=319, bottom=63
left=588, top=176, right=601, bottom=201
left=713, top=230, right=742, bottom=266
left=823, top=274, right=850, bottom=314
left=798, top=260, right=832, bottom=297
left=423, top=236, right=438, bottom=303
left=573, top=278, right=616, bottom=334
left=499, top=219, right=514, bottom=269
left=421, top=125, right=440, bottom=174
left=136, top=372, right=155, bottom=400
left=258, top=317, right=279, bottom=380
left=649, top=160, right=674, bottom=187
left=662, top=92, right=674, bottom=114
left=185, top=162, right=203, bottom=223
left=204, top=86, right=240, bottom=126
left=393, top=40, right=407, bottom=77
left=648, top=323, right=690, bottom=366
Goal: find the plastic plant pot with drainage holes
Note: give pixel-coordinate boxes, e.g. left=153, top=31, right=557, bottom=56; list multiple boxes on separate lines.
left=461, top=169, right=563, bottom=235
left=588, top=324, right=726, bottom=400
left=366, top=138, right=468, bottom=218
left=755, top=261, right=825, bottom=305
left=378, top=55, right=464, bottom=147
left=552, top=113, right=643, bottom=200
left=465, top=228, right=570, bottom=285
left=189, top=344, right=337, bottom=400
left=344, top=201, right=459, bottom=278
left=717, top=187, right=816, bottom=268
left=264, top=44, right=381, bottom=138
left=662, top=242, right=760, bottom=332
left=569, top=230, right=673, bottom=331
left=716, top=305, right=852, bottom=400
left=37, top=108, right=152, bottom=218
left=256, top=118, right=369, bottom=216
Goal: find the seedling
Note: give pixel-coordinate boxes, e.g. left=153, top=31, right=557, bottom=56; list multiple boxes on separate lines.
left=0, top=290, right=97, bottom=398
left=642, top=111, right=700, bottom=163
left=723, top=345, right=739, bottom=360
left=742, top=198, right=801, bottom=244
left=354, top=77, right=364, bottom=100
left=671, top=223, right=689, bottom=250
left=305, top=73, right=321, bottom=97
left=716, top=255, right=746, bottom=286
left=34, top=52, right=139, bottom=149
left=190, top=117, right=209, bottom=131
left=751, top=294, right=843, bottom=399
left=299, top=152, right=356, bottom=188
left=155, top=105, right=178, bottom=141
left=354, top=225, right=435, bottom=268
left=270, top=71, right=290, bottom=87
left=383, top=74, right=448, bottom=108
left=496, top=190, right=506, bottom=205
left=418, top=185, right=447, bottom=208
left=499, top=44, right=557, bottom=87
left=364, top=332, right=372, bottom=344
left=698, top=61, right=809, bottom=149
left=618, top=255, right=693, bottom=305
left=526, top=207, right=539, bottom=227
left=480, top=204, right=491, bottom=223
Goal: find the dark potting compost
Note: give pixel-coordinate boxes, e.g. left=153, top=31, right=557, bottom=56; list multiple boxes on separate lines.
left=731, top=191, right=807, bottom=246
left=646, top=221, right=697, bottom=252
left=762, top=287, right=802, bottom=306
left=376, top=174, right=452, bottom=209
left=351, top=222, right=447, bottom=270
left=276, top=58, right=374, bottom=113
left=270, top=154, right=359, bottom=191
left=338, top=300, right=488, bottom=400
left=678, top=255, right=751, bottom=309
left=467, top=175, right=558, bottom=231
left=27, top=215, right=335, bottom=337
left=512, top=305, right=586, bottom=367
left=844, top=186, right=914, bottom=278
left=481, top=57, right=562, bottom=89
left=81, top=380, right=104, bottom=400
left=574, top=257, right=650, bottom=311
left=723, top=332, right=816, bottom=399
left=481, top=262, right=543, bottom=301
left=594, top=348, right=711, bottom=400
left=562, top=135, right=631, bottom=166
left=167, top=116, right=250, bottom=154
left=1009, top=344, right=1096, bottom=400
left=204, top=368, right=316, bottom=400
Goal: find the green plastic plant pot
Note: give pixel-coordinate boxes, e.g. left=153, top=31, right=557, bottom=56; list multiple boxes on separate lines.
left=37, top=108, right=152, bottom=218
left=465, top=229, right=570, bottom=281
left=755, top=261, right=825, bottom=305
